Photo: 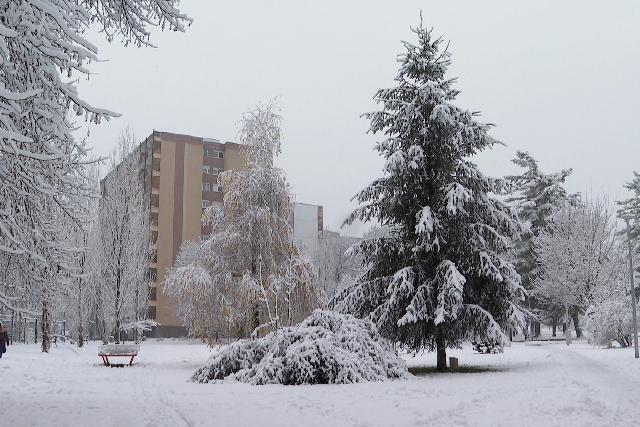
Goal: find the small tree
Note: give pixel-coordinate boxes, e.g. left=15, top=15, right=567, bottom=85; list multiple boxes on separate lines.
left=336, top=20, right=528, bottom=370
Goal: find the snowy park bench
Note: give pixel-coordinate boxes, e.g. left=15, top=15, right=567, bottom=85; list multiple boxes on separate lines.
left=98, top=344, right=140, bottom=367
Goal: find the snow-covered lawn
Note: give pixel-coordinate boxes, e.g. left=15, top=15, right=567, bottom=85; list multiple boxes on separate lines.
left=3, top=339, right=640, bottom=427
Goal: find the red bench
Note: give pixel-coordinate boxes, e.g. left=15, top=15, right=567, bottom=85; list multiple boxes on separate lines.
left=98, top=344, right=140, bottom=367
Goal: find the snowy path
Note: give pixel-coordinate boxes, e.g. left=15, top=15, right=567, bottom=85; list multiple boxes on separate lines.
left=2, top=339, right=640, bottom=426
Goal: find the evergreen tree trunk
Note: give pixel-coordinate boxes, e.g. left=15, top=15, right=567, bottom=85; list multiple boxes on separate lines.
left=436, top=328, right=447, bottom=371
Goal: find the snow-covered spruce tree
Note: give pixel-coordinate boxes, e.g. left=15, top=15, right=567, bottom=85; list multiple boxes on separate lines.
left=335, top=21, right=528, bottom=371
left=192, top=309, right=408, bottom=385
left=532, top=197, right=623, bottom=340
left=96, top=129, right=151, bottom=343
left=619, top=172, right=640, bottom=257
left=164, top=103, right=319, bottom=342
left=506, top=151, right=574, bottom=336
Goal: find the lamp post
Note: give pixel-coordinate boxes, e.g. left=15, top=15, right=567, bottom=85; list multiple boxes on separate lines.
left=621, top=214, right=639, bottom=359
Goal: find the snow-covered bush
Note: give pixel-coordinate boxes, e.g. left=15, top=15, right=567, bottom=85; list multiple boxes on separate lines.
left=584, top=297, right=634, bottom=347
left=191, top=310, right=408, bottom=385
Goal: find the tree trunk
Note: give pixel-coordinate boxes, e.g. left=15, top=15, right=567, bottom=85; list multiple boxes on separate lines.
left=534, top=321, right=541, bottom=337
left=552, top=323, right=557, bottom=337
left=115, top=268, right=121, bottom=344
left=252, top=303, right=260, bottom=336
left=41, top=300, right=50, bottom=353
left=77, top=279, right=84, bottom=347
left=436, top=329, right=447, bottom=371
left=571, top=312, right=582, bottom=338
left=564, top=304, right=572, bottom=346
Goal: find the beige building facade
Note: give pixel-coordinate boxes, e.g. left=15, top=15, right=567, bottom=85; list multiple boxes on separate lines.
left=141, top=131, right=244, bottom=336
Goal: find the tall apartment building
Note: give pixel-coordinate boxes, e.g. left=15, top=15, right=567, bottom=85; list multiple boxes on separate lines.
left=106, top=131, right=324, bottom=337
left=136, top=131, right=244, bottom=336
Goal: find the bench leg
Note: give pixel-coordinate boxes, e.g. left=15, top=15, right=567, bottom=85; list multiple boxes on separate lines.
left=129, top=355, right=135, bottom=366
left=100, top=355, right=109, bottom=366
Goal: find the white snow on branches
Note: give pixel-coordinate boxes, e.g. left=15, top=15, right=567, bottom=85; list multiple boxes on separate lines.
left=433, top=261, right=465, bottom=325
left=191, top=310, right=408, bottom=385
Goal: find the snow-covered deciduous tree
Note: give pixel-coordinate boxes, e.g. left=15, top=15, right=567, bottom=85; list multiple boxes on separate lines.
left=0, top=0, right=188, bottom=351
left=532, top=197, right=623, bottom=340
left=95, top=128, right=151, bottom=343
left=165, top=103, right=320, bottom=343
left=335, top=20, right=528, bottom=371
left=506, top=151, right=575, bottom=336
left=0, top=0, right=189, bottom=259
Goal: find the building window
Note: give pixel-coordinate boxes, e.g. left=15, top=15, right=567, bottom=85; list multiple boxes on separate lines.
left=149, top=268, right=157, bottom=282
left=202, top=182, right=210, bottom=192
left=147, top=306, right=156, bottom=320
left=202, top=166, right=222, bottom=175
left=149, top=287, right=157, bottom=301
left=212, top=184, right=220, bottom=192
left=151, top=194, right=159, bottom=207
left=205, top=148, right=224, bottom=159
left=202, top=200, right=211, bottom=208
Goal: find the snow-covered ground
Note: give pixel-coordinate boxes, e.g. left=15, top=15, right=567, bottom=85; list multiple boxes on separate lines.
left=2, top=339, right=640, bottom=427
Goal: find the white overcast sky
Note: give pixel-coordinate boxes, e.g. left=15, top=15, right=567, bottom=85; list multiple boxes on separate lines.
left=78, top=0, right=640, bottom=236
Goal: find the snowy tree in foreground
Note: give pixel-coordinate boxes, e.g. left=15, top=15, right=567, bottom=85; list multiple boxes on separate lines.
left=532, top=197, right=624, bottom=341
left=0, top=0, right=189, bottom=351
left=192, top=309, right=408, bottom=385
left=96, top=129, right=151, bottom=344
left=335, top=20, right=528, bottom=370
left=507, top=151, right=574, bottom=336
left=0, top=1, right=189, bottom=259
left=165, top=103, right=319, bottom=343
